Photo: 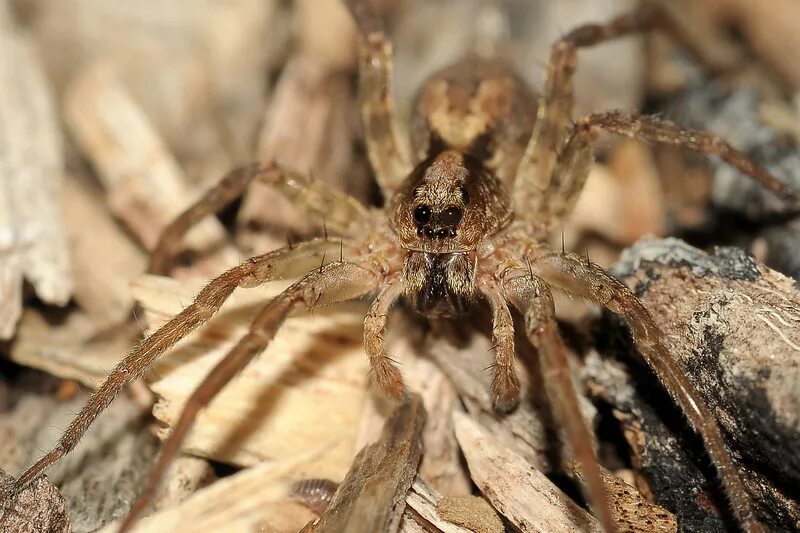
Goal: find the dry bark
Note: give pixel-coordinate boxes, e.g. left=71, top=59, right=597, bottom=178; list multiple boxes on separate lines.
left=0, top=15, right=71, bottom=339
left=309, top=393, right=426, bottom=533
left=0, top=469, right=69, bottom=533
left=587, top=237, right=800, bottom=531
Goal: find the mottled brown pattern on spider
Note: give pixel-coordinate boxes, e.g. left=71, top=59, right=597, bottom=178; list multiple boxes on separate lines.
left=4, top=1, right=799, bottom=533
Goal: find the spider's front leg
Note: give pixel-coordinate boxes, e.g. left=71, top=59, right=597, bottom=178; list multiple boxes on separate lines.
left=149, top=162, right=370, bottom=275
left=3, top=238, right=344, bottom=499
left=344, top=0, right=413, bottom=198
left=502, top=271, right=616, bottom=533
left=119, top=260, right=380, bottom=532
left=532, top=251, right=765, bottom=533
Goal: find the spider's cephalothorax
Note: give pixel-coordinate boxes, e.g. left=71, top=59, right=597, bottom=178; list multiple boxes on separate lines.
left=9, top=1, right=796, bottom=532
left=389, top=149, right=512, bottom=316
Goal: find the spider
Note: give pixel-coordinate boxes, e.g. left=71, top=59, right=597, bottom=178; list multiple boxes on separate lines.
left=4, top=1, right=798, bottom=532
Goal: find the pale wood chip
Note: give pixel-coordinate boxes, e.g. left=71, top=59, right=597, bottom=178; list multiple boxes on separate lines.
left=9, top=308, right=139, bottom=389
left=63, top=174, right=146, bottom=327
left=96, top=452, right=320, bottom=533
left=401, top=477, right=474, bottom=533
left=453, top=412, right=601, bottom=533
left=63, top=63, right=238, bottom=274
left=0, top=21, right=71, bottom=339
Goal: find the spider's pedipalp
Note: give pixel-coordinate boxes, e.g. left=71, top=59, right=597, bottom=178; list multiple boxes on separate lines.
left=532, top=251, right=765, bottom=533
left=503, top=271, right=617, bottom=533
left=149, top=162, right=371, bottom=275
left=9, top=239, right=346, bottom=495
left=119, top=260, right=380, bottom=531
left=364, top=281, right=406, bottom=399
left=480, top=281, right=519, bottom=412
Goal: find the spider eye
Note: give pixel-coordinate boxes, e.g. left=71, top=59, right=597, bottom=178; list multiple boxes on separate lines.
left=439, top=206, right=463, bottom=226
left=413, top=205, right=432, bottom=225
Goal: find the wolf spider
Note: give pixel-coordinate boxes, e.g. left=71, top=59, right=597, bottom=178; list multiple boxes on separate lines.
left=5, top=1, right=798, bottom=532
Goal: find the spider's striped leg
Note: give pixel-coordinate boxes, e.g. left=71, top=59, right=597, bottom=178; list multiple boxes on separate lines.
left=524, top=110, right=800, bottom=233
left=513, top=2, right=721, bottom=222
left=7, top=239, right=344, bottom=494
left=532, top=251, right=765, bottom=533
left=149, top=163, right=370, bottom=275
left=344, top=0, right=413, bottom=198
left=503, top=271, right=617, bottom=533
left=119, top=261, right=380, bottom=532
left=576, top=111, right=799, bottom=203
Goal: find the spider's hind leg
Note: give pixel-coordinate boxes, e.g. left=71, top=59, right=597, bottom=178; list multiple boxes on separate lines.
left=532, top=251, right=765, bottom=533
left=149, top=163, right=370, bottom=275
left=526, top=110, right=800, bottom=232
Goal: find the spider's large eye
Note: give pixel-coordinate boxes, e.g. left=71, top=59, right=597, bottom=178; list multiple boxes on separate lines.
left=413, top=205, right=432, bottom=225
left=439, top=206, right=463, bottom=226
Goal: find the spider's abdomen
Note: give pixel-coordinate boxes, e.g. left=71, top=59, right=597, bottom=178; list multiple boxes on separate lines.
left=410, top=57, right=538, bottom=185
left=403, top=251, right=476, bottom=317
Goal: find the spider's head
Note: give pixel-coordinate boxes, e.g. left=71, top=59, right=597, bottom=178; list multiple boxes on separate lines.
left=388, top=150, right=511, bottom=253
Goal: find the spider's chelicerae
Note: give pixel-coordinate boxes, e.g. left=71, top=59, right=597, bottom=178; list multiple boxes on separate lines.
left=6, top=1, right=799, bottom=532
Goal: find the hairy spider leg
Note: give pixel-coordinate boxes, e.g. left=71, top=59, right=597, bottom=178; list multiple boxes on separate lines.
left=533, top=251, right=765, bottom=533
left=149, top=162, right=370, bottom=275
left=513, top=1, right=771, bottom=221
left=9, top=239, right=345, bottom=493
left=503, top=272, right=617, bottom=533
left=119, top=261, right=379, bottom=532
left=536, top=111, right=800, bottom=231
left=346, top=0, right=413, bottom=197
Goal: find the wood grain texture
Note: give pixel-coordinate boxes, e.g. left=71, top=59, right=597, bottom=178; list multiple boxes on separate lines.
left=310, top=393, right=426, bottom=533
left=0, top=16, right=71, bottom=339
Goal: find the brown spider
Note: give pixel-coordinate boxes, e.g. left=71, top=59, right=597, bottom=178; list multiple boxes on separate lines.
left=5, top=1, right=798, bottom=532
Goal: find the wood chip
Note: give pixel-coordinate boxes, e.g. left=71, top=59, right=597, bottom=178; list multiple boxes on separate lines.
left=63, top=174, right=146, bottom=327
left=9, top=307, right=139, bottom=389
left=134, top=274, right=369, bottom=479
left=63, top=63, right=237, bottom=274
left=436, top=495, right=504, bottom=533
left=453, top=411, right=601, bottom=533
left=310, top=393, right=426, bottom=533
left=96, top=452, right=319, bottom=533
left=0, top=19, right=71, bottom=339
left=402, top=477, right=473, bottom=533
